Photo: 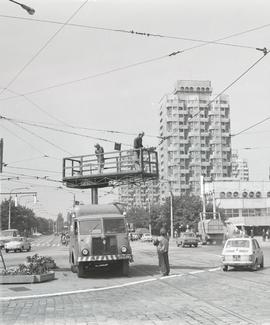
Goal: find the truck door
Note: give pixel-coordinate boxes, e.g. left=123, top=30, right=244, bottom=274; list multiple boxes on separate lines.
left=70, top=220, right=79, bottom=266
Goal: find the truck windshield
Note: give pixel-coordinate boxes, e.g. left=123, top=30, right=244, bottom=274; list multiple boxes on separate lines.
left=104, top=218, right=126, bottom=233
left=79, top=220, right=102, bottom=235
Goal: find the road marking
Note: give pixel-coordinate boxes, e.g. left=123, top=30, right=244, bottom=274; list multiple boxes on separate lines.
left=208, top=267, right=221, bottom=272
left=0, top=267, right=220, bottom=301
left=189, top=270, right=205, bottom=274
left=0, top=277, right=158, bottom=301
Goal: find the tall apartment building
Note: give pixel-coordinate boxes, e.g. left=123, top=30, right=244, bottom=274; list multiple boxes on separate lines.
left=231, top=151, right=249, bottom=181
left=118, top=180, right=159, bottom=209
left=159, top=80, right=232, bottom=201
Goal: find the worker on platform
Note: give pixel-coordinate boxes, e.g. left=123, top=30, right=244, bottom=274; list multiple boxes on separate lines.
left=94, top=143, right=105, bottom=173
left=133, top=132, right=144, bottom=167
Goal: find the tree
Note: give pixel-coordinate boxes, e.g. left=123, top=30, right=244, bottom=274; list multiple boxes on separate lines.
left=126, top=207, right=149, bottom=229
left=0, top=199, right=52, bottom=236
left=162, top=194, right=203, bottom=235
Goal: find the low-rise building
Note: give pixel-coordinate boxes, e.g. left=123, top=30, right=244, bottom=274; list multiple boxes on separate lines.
left=204, top=179, right=270, bottom=234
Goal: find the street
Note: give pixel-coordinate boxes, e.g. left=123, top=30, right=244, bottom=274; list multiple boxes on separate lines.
left=1, top=236, right=270, bottom=324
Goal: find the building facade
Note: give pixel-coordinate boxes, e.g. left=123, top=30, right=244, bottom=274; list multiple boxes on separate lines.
left=118, top=180, right=159, bottom=210
left=159, top=80, right=232, bottom=201
left=204, top=179, right=270, bottom=230
left=231, top=151, right=249, bottom=181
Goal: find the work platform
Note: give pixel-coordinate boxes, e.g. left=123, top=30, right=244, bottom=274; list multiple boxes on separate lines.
left=62, top=148, right=159, bottom=189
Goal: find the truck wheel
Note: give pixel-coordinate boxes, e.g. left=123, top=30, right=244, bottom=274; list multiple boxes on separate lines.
left=194, top=244, right=198, bottom=248
left=122, top=260, right=129, bottom=276
left=260, top=257, right=264, bottom=269
left=27, top=246, right=31, bottom=252
left=251, top=259, right=258, bottom=271
left=77, top=263, right=86, bottom=278
left=71, top=264, right=77, bottom=273
left=223, top=265, right=228, bottom=272
left=182, top=243, right=185, bottom=248
left=5, top=249, right=9, bottom=253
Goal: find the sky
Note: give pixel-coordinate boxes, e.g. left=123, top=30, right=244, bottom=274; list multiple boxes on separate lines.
left=1, top=0, right=270, bottom=221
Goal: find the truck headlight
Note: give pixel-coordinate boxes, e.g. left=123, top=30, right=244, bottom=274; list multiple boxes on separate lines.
left=82, top=248, right=89, bottom=256
left=121, top=246, right=128, bottom=254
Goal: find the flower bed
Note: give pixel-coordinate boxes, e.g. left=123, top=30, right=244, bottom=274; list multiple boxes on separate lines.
left=0, top=254, right=56, bottom=284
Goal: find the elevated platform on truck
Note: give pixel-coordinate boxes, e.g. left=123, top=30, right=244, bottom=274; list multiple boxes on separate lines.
left=62, top=148, right=159, bottom=189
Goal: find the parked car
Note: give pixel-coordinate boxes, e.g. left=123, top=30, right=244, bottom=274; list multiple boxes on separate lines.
left=176, top=232, right=199, bottom=247
left=221, top=237, right=264, bottom=271
left=141, top=233, right=153, bottom=242
left=4, top=237, right=31, bottom=253
left=0, top=229, right=20, bottom=248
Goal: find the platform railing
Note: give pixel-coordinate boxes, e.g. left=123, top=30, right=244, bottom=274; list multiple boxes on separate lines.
left=63, top=148, right=158, bottom=179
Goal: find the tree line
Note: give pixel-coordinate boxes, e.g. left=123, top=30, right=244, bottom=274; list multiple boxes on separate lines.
left=126, top=194, right=224, bottom=235
left=0, top=199, right=54, bottom=236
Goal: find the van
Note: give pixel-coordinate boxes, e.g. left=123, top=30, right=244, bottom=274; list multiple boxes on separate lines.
left=69, top=204, right=132, bottom=277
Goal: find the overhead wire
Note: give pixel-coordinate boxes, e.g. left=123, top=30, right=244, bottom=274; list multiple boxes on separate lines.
left=5, top=88, right=72, bottom=128
left=0, top=14, right=259, bottom=50
left=0, top=0, right=89, bottom=98
left=231, top=116, right=270, bottom=137
left=6, top=119, right=73, bottom=155
left=0, top=23, right=268, bottom=102
left=4, top=166, right=61, bottom=174
left=0, top=122, right=49, bottom=156
left=4, top=156, right=48, bottom=165
left=0, top=115, right=133, bottom=147
left=1, top=171, right=62, bottom=183
left=190, top=50, right=269, bottom=120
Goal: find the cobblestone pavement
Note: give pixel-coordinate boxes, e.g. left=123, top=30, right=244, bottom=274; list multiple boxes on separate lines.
left=1, top=241, right=270, bottom=324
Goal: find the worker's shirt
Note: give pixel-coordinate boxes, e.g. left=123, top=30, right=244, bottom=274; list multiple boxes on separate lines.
left=95, top=147, right=104, bottom=162
left=157, top=235, right=169, bottom=253
left=134, top=137, right=143, bottom=149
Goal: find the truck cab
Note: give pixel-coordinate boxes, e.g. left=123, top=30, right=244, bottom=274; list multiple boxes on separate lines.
left=69, top=204, right=132, bottom=277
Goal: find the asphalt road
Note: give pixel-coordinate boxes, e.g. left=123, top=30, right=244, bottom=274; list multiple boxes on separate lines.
left=1, top=236, right=270, bottom=324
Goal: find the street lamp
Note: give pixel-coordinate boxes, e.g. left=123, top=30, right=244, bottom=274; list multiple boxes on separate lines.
left=8, top=0, right=35, bottom=15
left=8, top=187, right=29, bottom=230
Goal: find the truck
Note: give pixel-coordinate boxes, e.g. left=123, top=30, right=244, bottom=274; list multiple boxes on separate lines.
left=69, top=204, right=133, bottom=278
left=198, top=213, right=225, bottom=244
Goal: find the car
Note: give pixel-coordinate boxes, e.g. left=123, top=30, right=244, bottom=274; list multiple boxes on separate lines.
left=221, top=237, right=264, bottom=271
left=4, top=237, right=31, bottom=253
left=176, top=232, right=199, bottom=247
left=0, top=229, right=20, bottom=248
left=141, top=233, right=153, bottom=242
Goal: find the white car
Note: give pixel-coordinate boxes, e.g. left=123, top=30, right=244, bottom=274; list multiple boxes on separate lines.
left=4, top=237, right=31, bottom=253
left=141, top=233, right=153, bottom=242
left=221, top=237, right=264, bottom=271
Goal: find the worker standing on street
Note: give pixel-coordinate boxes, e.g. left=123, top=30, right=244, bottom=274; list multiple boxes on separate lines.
left=94, top=143, right=105, bottom=173
left=154, top=228, right=170, bottom=276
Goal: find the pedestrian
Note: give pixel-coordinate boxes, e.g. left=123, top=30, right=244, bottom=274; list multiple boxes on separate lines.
left=154, top=228, right=170, bottom=276
left=94, top=143, right=105, bottom=173
left=262, top=228, right=266, bottom=242
left=266, top=229, right=270, bottom=241
left=133, top=132, right=144, bottom=163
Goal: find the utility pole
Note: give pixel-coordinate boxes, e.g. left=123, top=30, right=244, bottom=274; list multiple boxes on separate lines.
left=0, top=138, right=3, bottom=173
left=170, top=191, right=173, bottom=239
left=1, top=190, right=37, bottom=229
left=200, top=175, right=206, bottom=221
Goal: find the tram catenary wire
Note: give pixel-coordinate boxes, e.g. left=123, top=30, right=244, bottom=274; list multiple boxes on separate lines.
left=0, top=0, right=89, bottom=98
